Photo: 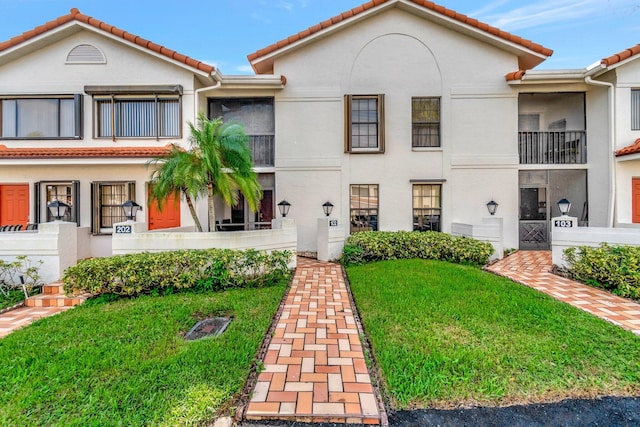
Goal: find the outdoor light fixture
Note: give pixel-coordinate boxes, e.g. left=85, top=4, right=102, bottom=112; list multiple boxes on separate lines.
left=277, top=200, right=291, bottom=218
left=47, top=200, right=69, bottom=221
left=322, top=201, right=334, bottom=217
left=121, top=200, right=141, bottom=221
left=557, top=198, right=571, bottom=216
left=486, top=200, right=498, bottom=216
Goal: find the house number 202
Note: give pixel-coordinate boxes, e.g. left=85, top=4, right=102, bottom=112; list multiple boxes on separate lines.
left=115, top=225, right=132, bottom=234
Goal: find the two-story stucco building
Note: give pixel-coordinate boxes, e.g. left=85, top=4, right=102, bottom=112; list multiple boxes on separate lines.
left=1, top=0, right=639, bottom=257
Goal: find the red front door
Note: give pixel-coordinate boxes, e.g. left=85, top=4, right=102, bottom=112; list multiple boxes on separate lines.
left=0, top=184, right=29, bottom=227
left=148, top=187, right=181, bottom=230
left=633, top=178, right=640, bottom=223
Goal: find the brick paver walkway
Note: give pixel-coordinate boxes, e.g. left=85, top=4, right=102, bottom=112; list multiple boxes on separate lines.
left=245, top=257, right=384, bottom=424
left=0, top=305, right=72, bottom=338
left=487, top=251, right=640, bottom=336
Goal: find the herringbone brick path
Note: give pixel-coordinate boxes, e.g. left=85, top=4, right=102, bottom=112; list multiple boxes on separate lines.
left=487, top=251, right=640, bottom=336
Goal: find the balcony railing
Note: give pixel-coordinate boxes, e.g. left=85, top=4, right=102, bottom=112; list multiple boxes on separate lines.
left=249, top=135, right=274, bottom=167
left=518, top=131, right=586, bottom=164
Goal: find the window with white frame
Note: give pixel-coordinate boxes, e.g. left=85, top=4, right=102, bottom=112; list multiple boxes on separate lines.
left=632, top=89, right=640, bottom=130
left=1, top=95, right=82, bottom=139
left=345, top=95, right=385, bottom=153
left=350, top=184, right=379, bottom=233
left=412, top=97, right=440, bottom=147
left=91, top=181, right=135, bottom=234
left=412, top=184, right=441, bottom=232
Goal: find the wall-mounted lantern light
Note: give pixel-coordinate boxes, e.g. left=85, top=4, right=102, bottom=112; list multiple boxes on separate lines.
left=277, top=200, right=291, bottom=218
left=121, top=200, right=141, bottom=221
left=557, top=198, right=571, bottom=216
left=322, top=201, right=334, bottom=217
left=486, top=200, right=498, bottom=216
left=47, top=200, right=69, bottom=221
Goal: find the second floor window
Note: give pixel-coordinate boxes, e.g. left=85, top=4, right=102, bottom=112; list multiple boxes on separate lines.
left=95, top=95, right=180, bottom=139
left=345, top=94, right=385, bottom=153
left=412, top=97, right=440, bottom=147
left=1, top=95, right=82, bottom=139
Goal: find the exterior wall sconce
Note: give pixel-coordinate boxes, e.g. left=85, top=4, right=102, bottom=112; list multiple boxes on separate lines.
left=322, top=201, right=334, bottom=217
left=47, top=200, right=69, bottom=221
left=486, top=200, right=498, bottom=216
left=557, top=198, right=571, bottom=216
left=277, top=200, right=291, bottom=217
left=121, top=200, right=141, bottom=221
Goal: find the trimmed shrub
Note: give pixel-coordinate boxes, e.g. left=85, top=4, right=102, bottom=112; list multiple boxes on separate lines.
left=63, top=248, right=292, bottom=297
left=564, top=244, right=640, bottom=301
left=341, top=231, right=493, bottom=266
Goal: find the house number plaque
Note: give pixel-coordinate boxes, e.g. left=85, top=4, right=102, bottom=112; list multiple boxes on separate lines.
left=329, top=220, right=338, bottom=227
left=553, top=219, right=573, bottom=228
left=115, top=225, right=132, bottom=234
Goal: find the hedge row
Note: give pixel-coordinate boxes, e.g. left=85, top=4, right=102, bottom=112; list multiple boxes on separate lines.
left=63, top=248, right=292, bottom=297
left=341, top=231, right=494, bottom=266
left=564, top=244, right=640, bottom=301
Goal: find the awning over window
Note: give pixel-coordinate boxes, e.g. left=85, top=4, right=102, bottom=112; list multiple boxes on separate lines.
left=84, top=85, right=183, bottom=95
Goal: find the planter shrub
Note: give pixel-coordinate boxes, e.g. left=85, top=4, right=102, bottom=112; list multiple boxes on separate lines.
left=63, top=248, right=292, bottom=297
left=564, top=244, right=640, bottom=301
left=342, top=231, right=493, bottom=266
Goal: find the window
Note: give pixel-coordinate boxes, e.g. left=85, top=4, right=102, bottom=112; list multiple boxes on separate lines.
left=91, top=182, right=135, bottom=234
left=412, top=97, right=440, bottom=147
left=632, top=89, right=640, bottom=130
left=95, top=95, right=180, bottom=139
left=34, top=181, right=80, bottom=225
left=350, top=184, right=378, bottom=233
left=1, top=95, right=82, bottom=139
left=209, top=98, right=274, bottom=166
left=345, top=95, right=385, bottom=153
left=413, top=184, right=441, bottom=232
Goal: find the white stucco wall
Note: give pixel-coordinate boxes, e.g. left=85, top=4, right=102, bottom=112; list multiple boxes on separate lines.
left=269, top=7, right=523, bottom=251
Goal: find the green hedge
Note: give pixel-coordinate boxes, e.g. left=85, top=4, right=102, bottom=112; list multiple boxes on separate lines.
left=564, top=244, right=640, bottom=301
left=63, top=248, right=292, bottom=297
left=341, top=231, right=493, bottom=266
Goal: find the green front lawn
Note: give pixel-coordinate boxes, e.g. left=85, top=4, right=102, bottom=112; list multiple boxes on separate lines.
left=0, top=284, right=286, bottom=426
left=347, top=259, right=640, bottom=409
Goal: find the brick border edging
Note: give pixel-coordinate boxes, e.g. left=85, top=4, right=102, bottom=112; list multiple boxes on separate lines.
left=0, top=301, right=25, bottom=315
left=340, top=263, right=390, bottom=426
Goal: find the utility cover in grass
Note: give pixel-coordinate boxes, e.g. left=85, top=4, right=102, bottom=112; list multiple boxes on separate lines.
left=184, top=317, right=231, bottom=340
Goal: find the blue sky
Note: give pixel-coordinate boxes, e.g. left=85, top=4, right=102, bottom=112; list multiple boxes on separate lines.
left=1, top=0, right=639, bottom=74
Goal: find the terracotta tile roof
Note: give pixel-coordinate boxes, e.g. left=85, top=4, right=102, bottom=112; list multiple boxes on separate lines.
left=248, top=0, right=553, bottom=69
left=0, top=144, right=173, bottom=159
left=505, top=70, right=526, bottom=81
left=615, top=138, right=640, bottom=157
left=0, top=8, right=214, bottom=74
left=602, top=44, right=640, bottom=67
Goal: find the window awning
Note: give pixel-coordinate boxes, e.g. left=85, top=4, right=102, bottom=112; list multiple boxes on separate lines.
left=84, top=85, right=183, bottom=95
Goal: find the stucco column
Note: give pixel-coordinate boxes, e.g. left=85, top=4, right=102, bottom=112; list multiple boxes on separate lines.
left=317, top=217, right=345, bottom=262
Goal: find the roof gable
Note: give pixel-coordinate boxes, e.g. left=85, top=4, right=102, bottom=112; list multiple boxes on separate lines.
left=0, top=8, right=214, bottom=75
left=248, top=0, right=552, bottom=74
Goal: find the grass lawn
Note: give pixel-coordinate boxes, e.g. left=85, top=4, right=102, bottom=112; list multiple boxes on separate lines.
left=0, top=284, right=286, bottom=426
left=347, top=259, right=640, bottom=409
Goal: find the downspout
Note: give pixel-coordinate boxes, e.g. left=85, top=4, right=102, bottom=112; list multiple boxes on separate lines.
left=193, top=70, right=223, bottom=120
left=585, top=75, right=615, bottom=227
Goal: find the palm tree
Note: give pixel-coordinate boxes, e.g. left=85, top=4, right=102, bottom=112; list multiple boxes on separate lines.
left=148, top=144, right=204, bottom=231
left=148, top=113, right=262, bottom=232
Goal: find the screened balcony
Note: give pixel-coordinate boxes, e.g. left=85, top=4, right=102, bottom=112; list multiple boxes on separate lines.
left=249, top=135, right=275, bottom=167
left=518, top=93, right=586, bottom=165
